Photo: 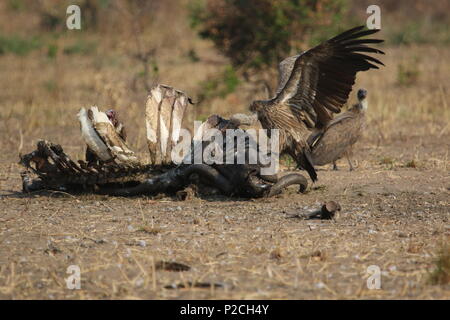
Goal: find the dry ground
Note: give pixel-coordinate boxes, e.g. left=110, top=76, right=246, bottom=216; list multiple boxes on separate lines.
left=0, top=18, right=449, bottom=298
left=0, top=150, right=448, bottom=299
left=0, top=116, right=449, bottom=299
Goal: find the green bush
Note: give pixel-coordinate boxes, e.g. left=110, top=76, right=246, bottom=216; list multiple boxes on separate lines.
left=429, top=245, right=450, bottom=285
left=8, top=0, right=24, bottom=11
left=397, top=57, right=421, bottom=87
left=389, top=21, right=450, bottom=45
left=47, top=44, right=58, bottom=59
left=198, top=65, right=240, bottom=101
left=189, top=0, right=347, bottom=73
left=0, top=35, right=42, bottom=56
left=63, top=40, right=97, bottom=55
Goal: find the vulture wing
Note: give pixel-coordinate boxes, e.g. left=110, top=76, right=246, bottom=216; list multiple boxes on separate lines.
left=274, top=54, right=300, bottom=97
left=270, top=25, right=384, bottom=130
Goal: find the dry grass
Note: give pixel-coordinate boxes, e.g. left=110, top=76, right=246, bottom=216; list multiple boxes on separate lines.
left=429, top=245, right=450, bottom=286
left=0, top=169, right=448, bottom=299
left=0, top=2, right=449, bottom=300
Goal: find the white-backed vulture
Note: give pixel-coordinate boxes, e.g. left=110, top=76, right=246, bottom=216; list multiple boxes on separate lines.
left=309, top=88, right=368, bottom=171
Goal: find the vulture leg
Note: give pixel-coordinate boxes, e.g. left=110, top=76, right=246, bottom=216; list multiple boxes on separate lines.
left=346, top=154, right=354, bottom=171
left=267, top=173, right=308, bottom=197
left=332, top=161, right=339, bottom=171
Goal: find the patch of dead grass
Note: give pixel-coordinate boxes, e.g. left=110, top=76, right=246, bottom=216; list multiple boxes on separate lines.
left=429, top=245, right=450, bottom=286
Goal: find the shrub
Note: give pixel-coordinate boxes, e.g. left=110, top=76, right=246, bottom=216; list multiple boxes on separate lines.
left=429, top=245, right=450, bottom=285
left=0, top=35, right=42, bottom=56
left=63, top=40, right=97, bottom=55
left=397, top=58, right=420, bottom=87
left=189, top=0, right=347, bottom=74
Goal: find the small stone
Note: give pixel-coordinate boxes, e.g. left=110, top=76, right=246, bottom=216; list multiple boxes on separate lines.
left=315, top=282, right=326, bottom=289
left=389, top=265, right=397, bottom=272
left=137, top=240, right=146, bottom=247
left=135, top=278, right=144, bottom=287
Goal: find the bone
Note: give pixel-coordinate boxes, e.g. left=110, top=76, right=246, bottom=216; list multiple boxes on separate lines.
left=267, top=173, right=308, bottom=197
left=301, top=201, right=341, bottom=220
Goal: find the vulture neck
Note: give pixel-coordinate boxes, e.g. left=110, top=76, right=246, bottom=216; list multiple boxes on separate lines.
left=359, top=98, right=368, bottom=112
left=230, top=113, right=258, bottom=126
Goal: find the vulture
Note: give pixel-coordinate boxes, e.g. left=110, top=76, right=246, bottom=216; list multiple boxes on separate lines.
left=308, top=88, right=368, bottom=171
left=78, top=106, right=138, bottom=165
left=83, top=109, right=127, bottom=165
left=248, top=25, right=384, bottom=181
left=105, top=109, right=127, bottom=141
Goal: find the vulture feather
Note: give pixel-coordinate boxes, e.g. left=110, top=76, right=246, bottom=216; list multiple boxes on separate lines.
left=79, top=106, right=138, bottom=165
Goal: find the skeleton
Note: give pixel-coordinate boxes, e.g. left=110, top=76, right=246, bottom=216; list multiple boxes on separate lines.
left=20, top=85, right=307, bottom=198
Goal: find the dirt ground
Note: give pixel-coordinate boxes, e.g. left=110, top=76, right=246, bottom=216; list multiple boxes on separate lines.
left=0, top=130, right=448, bottom=299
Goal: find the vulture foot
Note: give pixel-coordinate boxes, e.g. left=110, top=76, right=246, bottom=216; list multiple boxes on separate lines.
left=332, top=162, right=339, bottom=171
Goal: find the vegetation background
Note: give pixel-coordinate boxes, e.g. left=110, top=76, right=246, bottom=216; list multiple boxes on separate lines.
left=1, top=0, right=448, bottom=158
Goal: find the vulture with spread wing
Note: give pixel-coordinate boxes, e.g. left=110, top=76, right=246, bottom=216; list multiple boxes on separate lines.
left=249, top=26, right=384, bottom=181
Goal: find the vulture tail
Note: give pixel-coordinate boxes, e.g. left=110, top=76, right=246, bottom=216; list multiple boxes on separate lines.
left=298, top=150, right=318, bottom=182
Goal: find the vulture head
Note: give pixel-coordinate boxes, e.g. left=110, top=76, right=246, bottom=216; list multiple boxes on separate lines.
left=106, top=109, right=119, bottom=127
left=230, top=112, right=258, bottom=126
left=249, top=101, right=261, bottom=113
left=356, top=88, right=368, bottom=111
left=249, top=100, right=271, bottom=116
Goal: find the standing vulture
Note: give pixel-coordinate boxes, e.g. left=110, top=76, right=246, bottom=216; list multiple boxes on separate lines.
left=248, top=25, right=384, bottom=181
left=308, top=88, right=368, bottom=171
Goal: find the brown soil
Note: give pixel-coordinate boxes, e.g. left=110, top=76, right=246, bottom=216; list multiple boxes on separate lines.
left=0, top=137, right=448, bottom=299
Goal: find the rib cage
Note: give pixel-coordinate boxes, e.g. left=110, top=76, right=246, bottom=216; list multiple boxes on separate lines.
left=20, top=84, right=189, bottom=191
left=146, top=84, right=190, bottom=165
left=20, top=140, right=168, bottom=190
